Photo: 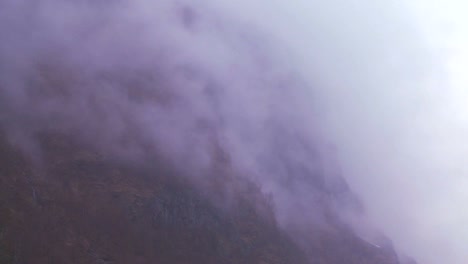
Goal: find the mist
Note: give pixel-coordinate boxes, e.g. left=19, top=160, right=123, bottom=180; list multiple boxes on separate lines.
left=223, top=1, right=467, bottom=264
left=1, top=1, right=467, bottom=264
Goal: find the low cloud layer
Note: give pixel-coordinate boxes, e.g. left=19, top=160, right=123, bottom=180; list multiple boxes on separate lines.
left=225, top=1, right=466, bottom=263
left=1, top=1, right=467, bottom=264
left=0, top=0, right=340, bottom=251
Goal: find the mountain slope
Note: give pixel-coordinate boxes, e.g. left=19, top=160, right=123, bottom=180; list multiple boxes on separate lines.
left=0, top=131, right=310, bottom=264
left=0, top=130, right=405, bottom=264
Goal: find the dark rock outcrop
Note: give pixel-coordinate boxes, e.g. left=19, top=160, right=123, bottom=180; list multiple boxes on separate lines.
left=0, top=129, right=405, bottom=264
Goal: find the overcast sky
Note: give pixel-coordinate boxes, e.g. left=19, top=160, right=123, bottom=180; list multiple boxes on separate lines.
left=208, top=0, right=468, bottom=263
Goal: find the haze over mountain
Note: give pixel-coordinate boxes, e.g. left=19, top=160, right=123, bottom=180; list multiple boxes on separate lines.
left=0, top=1, right=467, bottom=264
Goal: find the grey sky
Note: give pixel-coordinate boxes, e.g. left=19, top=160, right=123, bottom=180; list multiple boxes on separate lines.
left=211, top=1, right=468, bottom=263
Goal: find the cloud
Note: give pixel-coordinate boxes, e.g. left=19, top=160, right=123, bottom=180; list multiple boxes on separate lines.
left=0, top=0, right=337, bottom=244
left=205, top=1, right=468, bottom=263
left=216, top=1, right=466, bottom=263
left=1, top=1, right=467, bottom=264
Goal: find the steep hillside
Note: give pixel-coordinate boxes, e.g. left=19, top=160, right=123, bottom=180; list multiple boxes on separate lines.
left=0, top=2, right=416, bottom=263
left=0, top=131, right=309, bottom=264
left=0, top=129, right=404, bottom=264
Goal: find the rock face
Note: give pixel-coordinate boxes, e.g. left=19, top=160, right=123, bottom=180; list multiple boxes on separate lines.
left=0, top=130, right=403, bottom=264
left=0, top=132, right=308, bottom=264
left=0, top=2, right=413, bottom=263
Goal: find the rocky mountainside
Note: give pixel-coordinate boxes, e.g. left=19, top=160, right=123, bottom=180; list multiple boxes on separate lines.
left=0, top=2, right=417, bottom=263
left=0, top=129, right=404, bottom=264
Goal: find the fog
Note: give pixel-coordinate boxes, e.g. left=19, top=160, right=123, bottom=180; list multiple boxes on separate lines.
left=1, top=1, right=467, bottom=264
left=222, top=1, right=467, bottom=264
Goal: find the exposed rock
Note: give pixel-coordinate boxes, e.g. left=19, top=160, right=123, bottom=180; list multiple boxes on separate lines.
left=0, top=129, right=405, bottom=264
